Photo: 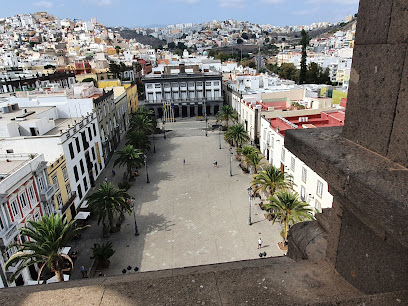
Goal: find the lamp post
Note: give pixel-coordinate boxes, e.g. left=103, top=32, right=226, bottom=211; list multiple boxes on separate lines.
left=162, top=118, right=166, bottom=139
left=219, top=126, right=222, bottom=149
left=229, top=147, right=233, bottom=176
left=247, top=187, right=253, bottom=225
left=144, top=154, right=150, bottom=183
left=130, top=197, right=139, bottom=236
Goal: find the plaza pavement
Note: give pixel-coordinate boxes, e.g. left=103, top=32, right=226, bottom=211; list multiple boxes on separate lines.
left=70, top=118, right=285, bottom=280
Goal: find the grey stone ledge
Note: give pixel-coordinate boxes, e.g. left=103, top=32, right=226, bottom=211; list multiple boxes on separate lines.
left=285, top=127, right=408, bottom=249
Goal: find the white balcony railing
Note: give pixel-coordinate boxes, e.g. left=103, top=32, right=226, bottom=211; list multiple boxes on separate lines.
left=0, top=223, right=18, bottom=247
left=40, top=184, right=57, bottom=202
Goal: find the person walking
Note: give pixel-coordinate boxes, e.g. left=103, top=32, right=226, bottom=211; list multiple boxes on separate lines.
left=112, top=170, right=115, bottom=176
left=183, top=159, right=186, bottom=164
left=258, top=238, right=263, bottom=249
left=213, top=160, right=218, bottom=167
left=80, top=265, right=86, bottom=278
left=162, top=154, right=166, bottom=161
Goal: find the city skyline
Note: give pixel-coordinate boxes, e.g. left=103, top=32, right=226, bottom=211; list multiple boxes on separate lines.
left=1, top=0, right=359, bottom=28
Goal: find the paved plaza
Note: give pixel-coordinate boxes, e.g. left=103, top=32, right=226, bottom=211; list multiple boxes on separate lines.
left=71, top=118, right=285, bottom=279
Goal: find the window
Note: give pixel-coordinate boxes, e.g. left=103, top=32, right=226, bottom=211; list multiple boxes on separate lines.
left=214, top=90, right=220, bottom=98
left=88, top=127, right=92, bottom=141
left=164, top=83, right=170, bottom=88
left=154, top=84, right=161, bottom=88
left=196, top=81, right=203, bottom=86
left=173, top=92, right=179, bottom=100
left=146, top=84, right=153, bottom=89
left=206, top=90, right=211, bottom=98
left=77, top=185, right=83, bottom=199
left=62, top=167, right=69, bottom=181
left=80, top=160, right=85, bottom=174
left=156, top=93, right=162, bottom=102
left=69, top=143, right=75, bottom=159
left=205, top=81, right=211, bottom=86
left=302, top=167, right=307, bottom=183
left=290, top=157, right=295, bottom=172
left=188, top=82, right=194, bottom=87
left=281, top=148, right=286, bottom=162
left=300, top=186, right=306, bottom=201
left=315, top=200, right=321, bottom=212
left=38, top=176, right=45, bottom=191
left=56, top=193, right=63, bottom=209
left=189, top=91, right=195, bottom=98
left=271, top=136, right=274, bottom=148
left=6, top=149, right=13, bottom=153
left=28, top=186, right=36, bottom=203
left=0, top=214, right=4, bottom=231
left=66, top=183, right=71, bottom=196
left=75, top=137, right=81, bottom=153
left=19, top=193, right=29, bottom=210
left=171, top=82, right=178, bottom=87
left=93, top=123, right=97, bottom=136
left=34, top=210, right=41, bottom=222
left=91, top=147, right=96, bottom=161
left=197, top=91, right=203, bottom=98
left=83, top=177, right=88, bottom=191
left=148, top=93, right=153, bottom=101
left=316, top=180, right=323, bottom=198
left=10, top=199, right=20, bottom=219
left=180, top=82, right=186, bottom=87
left=52, top=175, right=59, bottom=191
left=214, top=81, right=220, bottom=86
left=74, top=166, right=79, bottom=182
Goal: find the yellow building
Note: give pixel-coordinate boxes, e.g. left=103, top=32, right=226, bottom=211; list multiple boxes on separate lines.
left=126, top=84, right=138, bottom=113
left=46, top=155, right=76, bottom=221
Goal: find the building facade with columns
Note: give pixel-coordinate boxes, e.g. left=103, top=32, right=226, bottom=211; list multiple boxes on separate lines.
left=140, top=65, right=223, bottom=120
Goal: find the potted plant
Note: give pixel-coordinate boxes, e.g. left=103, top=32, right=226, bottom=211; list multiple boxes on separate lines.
left=91, top=242, right=115, bottom=270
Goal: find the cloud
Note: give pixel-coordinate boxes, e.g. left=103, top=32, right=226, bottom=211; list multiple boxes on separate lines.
left=307, top=0, right=359, bottom=4
left=260, top=0, right=283, bottom=3
left=170, top=0, right=200, bottom=3
left=218, top=0, right=246, bottom=8
left=83, top=0, right=115, bottom=6
left=33, top=1, right=54, bottom=8
left=292, top=7, right=320, bottom=16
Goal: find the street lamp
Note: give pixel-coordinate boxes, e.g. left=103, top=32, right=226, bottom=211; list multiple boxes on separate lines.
left=130, top=197, right=139, bottom=236
left=247, top=187, right=253, bottom=226
left=162, top=118, right=166, bottom=139
left=219, top=126, right=222, bottom=149
left=229, top=147, right=233, bottom=176
left=144, top=154, right=150, bottom=184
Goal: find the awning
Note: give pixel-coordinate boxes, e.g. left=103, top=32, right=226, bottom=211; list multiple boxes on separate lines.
left=80, top=200, right=88, bottom=209
left=60, top=246, right=71, bottom=255
left=74, top=211, right=90, bottom=220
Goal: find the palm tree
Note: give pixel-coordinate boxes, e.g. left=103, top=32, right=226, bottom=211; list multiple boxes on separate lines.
left=87, top=182, right=131, bottom=236
left=114, top=145, right=144, bottom=178
left=264, top=192, right=314, bottom=242
left=244, top=151, right=265, bottom=174
left=251, top=165, right=293, bottom=198
left=130, top=114, right=155, bottom=135
left=216, top=105, right=238, bottom=128
left=4, top=214, right=81, bottom=283
left=134, top=106, right=157, bottom=130
left=224, top=124, right=250, bottom=147
left=127, top=130, right=151, bottom=152
left=236, top=145, right=258, bottom=157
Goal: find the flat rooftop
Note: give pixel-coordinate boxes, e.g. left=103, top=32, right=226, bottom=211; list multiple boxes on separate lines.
left=0, top=106, right=54, bottom=123
left=0, top=159, right=27, bottom=177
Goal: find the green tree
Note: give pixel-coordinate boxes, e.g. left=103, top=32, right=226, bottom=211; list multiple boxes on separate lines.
left=215, top=105, right=238, bottom=128
left=127, top=130, right=151, bottom=152
left=82, top=77, right=97, bottom=86
left=168, top=42, right=176, bottom=49
left=251, top=165, right=293, bottom=197
left=130, top=114, right=155, bottom=135
left=91, top=242, right=115, bottom=268
left=114, top=145, right=144, bottom=178
left=264, top=192, right=314, bottom=242
left=109, top=61, right=121, bottom=79
left=241, top=32, right=249, bottom=40
left=236, top=145, right=258, bottom=157
left=4, top=214, right=81, bottom=283
left=87, top=182, right=130, bottom=236
left=224, top=124, right=250, bottom=147
left=298, top=29, right=309, bottom=84
left=244, top=151, right=265, bottom=174
left=279, top=63, right=299, bottom=81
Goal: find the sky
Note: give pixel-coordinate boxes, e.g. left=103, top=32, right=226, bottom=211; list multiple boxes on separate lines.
left=1, top=0, right=359, bottom=28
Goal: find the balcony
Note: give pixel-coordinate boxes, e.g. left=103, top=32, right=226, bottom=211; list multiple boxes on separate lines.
left=0, top=223, right=18, bottom=248
left=61, top=192, right=77, bottom=215
left=40, top=184, right=57, bottom=202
